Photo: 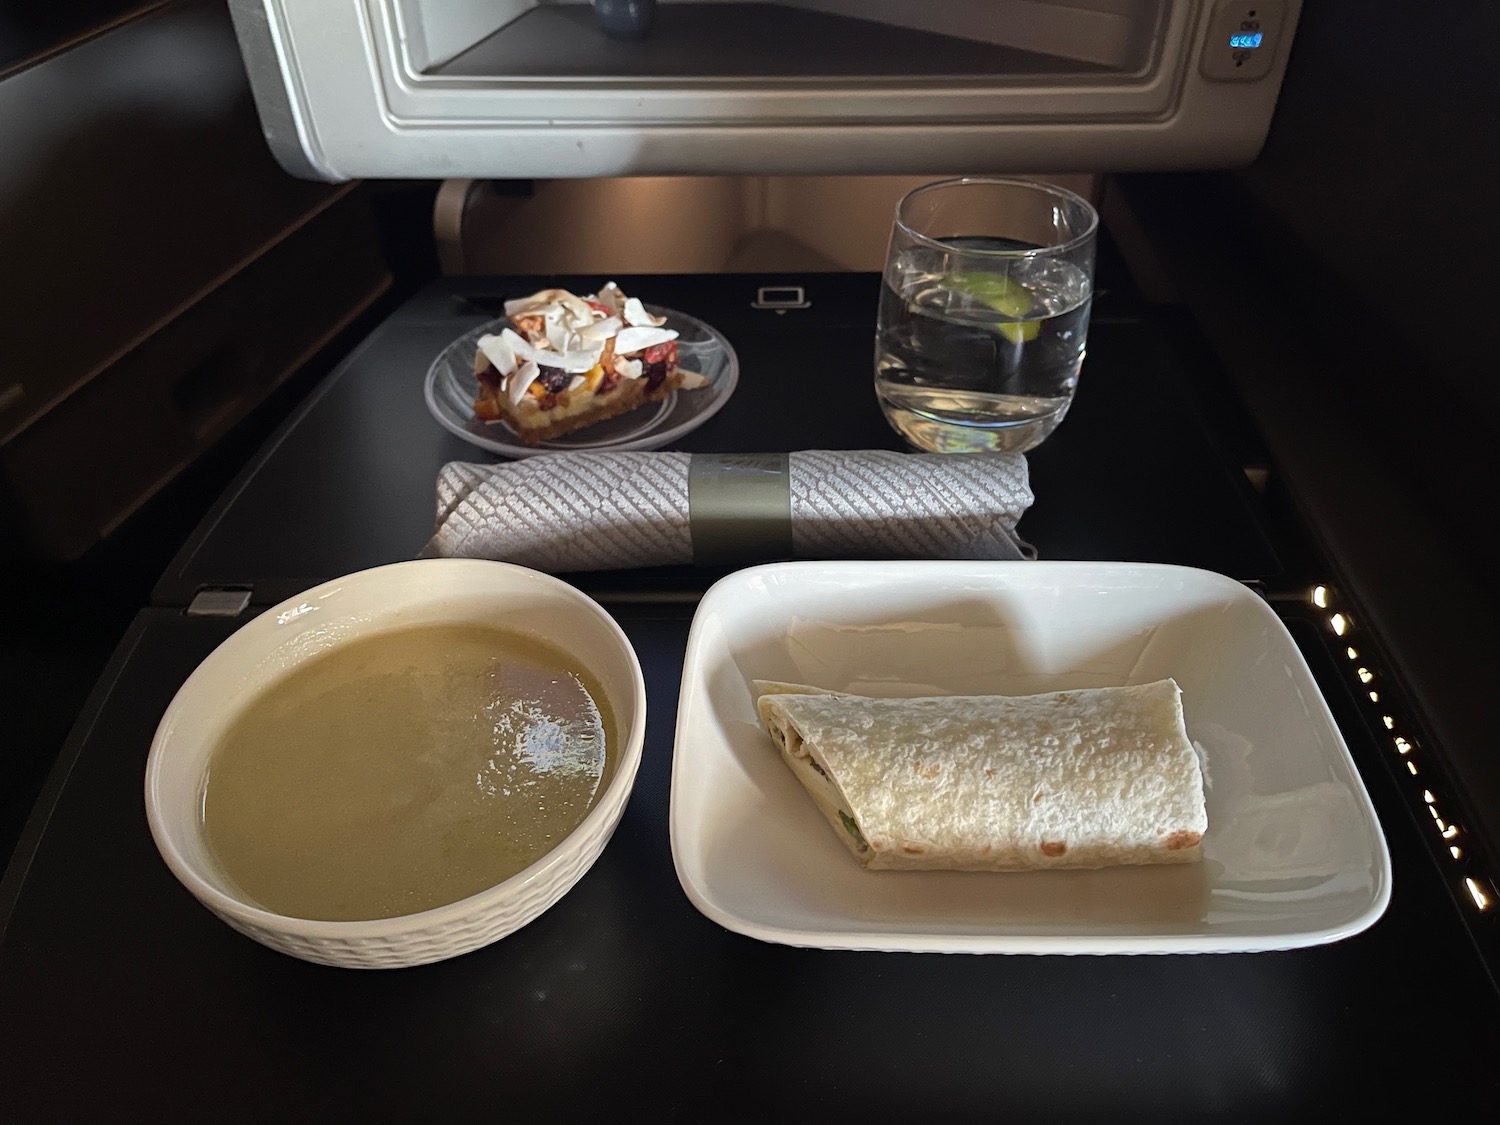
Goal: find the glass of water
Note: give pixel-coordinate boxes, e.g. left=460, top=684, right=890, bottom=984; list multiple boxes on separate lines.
left=875, top=177, right=1098, bottom=453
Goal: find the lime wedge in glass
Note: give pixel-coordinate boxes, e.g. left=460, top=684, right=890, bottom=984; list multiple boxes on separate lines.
left=947, top=271, right=1041, bottom=345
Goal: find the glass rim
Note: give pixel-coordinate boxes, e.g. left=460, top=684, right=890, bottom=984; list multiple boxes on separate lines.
left=893, top=176, right=1100, bottom=258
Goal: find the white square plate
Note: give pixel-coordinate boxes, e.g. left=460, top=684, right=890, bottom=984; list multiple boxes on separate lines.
left=669, top=561, right=1391, bottom=954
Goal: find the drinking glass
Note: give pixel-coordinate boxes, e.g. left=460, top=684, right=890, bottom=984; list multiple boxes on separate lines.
left=875, top=177, right=1098, bottom=453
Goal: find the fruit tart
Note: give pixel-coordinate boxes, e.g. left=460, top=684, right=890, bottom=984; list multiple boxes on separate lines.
left=472, top=282, right=709, bottom=444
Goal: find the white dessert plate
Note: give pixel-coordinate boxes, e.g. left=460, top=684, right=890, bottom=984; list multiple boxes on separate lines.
left=425, top=304, right=738, bottom=458
left=669, top=560, right=1392, bottom=955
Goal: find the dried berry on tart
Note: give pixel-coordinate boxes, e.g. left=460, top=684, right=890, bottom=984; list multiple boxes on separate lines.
left=472, top=282, right=709, bottom=444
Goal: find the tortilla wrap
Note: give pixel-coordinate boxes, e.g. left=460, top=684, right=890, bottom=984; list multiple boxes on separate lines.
left=754, top=679, right=1207, bottom=872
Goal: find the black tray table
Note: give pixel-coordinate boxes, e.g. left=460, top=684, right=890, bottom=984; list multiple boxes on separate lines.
left=3, top=273, right=1496, bottom=1119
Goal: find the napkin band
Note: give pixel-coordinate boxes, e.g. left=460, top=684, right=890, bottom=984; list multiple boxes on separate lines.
left=688, top=453, right=793, bottom=567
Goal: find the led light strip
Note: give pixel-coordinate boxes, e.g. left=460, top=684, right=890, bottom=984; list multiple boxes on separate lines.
left=1309, top=584, right=1495, bottom=919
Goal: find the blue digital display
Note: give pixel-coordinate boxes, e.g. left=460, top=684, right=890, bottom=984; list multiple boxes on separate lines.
left=1230, top=32, right=1264, bottom=48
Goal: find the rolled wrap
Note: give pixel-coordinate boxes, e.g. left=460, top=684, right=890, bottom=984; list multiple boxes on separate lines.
left=754, top=680, right=1208, bottom=872
left=424, top=450, right=1032, bottom=571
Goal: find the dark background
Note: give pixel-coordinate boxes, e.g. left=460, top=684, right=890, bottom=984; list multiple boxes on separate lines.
left=0, top=0, right=156, bottom=74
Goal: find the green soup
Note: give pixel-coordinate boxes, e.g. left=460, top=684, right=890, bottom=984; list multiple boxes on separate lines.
left=202, top=623, right=613, bottom=922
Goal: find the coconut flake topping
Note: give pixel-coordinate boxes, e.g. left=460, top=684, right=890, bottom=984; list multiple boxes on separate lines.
left=623, top=297, right=666, bottom=327
left=479, top=283, right=682, bottom=398
left=506, top=360, right=540, bottom=405
left=614, top=326, right=677, bottom=354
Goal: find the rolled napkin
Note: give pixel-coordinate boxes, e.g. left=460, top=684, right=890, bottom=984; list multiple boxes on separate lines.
left=423, top=450, right=1032, bottom=572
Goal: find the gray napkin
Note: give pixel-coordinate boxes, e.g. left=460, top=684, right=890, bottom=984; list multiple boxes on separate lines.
left=423, top=450, right=1033, bottom=572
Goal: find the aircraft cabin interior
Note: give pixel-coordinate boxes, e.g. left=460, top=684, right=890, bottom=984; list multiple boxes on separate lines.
left=1, top=1, right=1497, bottom=1117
